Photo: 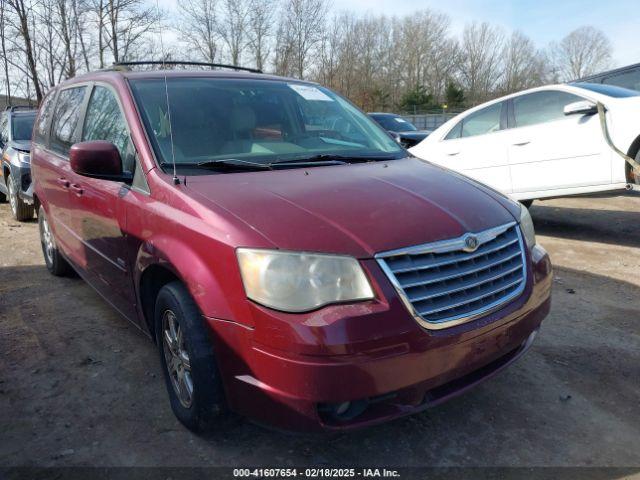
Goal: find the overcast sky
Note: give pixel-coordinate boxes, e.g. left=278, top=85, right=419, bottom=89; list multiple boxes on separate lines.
left=330, top=0, right=638, bottom=67
left=158, top=0, right=639, bottom=68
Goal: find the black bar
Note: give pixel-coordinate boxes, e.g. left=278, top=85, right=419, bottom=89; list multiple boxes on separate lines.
left=112, top=61, right=262, bottom=74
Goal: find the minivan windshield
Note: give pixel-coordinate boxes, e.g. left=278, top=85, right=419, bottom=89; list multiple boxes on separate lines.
left=12, top=113, right=36, bottom=141
left=129, top=77, right=405, bottom=171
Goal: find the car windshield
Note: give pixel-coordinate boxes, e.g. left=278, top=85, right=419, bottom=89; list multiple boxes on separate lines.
left=129, top=77, right=404, bottom=171
left=572, top=82, right=640, bottom=98
left=12, top=113, right=36, bottom=141
left=372, top=115, right=418, bottom=132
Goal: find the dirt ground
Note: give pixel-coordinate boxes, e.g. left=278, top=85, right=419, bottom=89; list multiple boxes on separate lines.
left=0, top=193, right=639, bottom=469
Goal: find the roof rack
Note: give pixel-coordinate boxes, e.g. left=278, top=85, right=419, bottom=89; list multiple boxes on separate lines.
left=111, top=61, right=262, bottom=74
left=5, top=105, right=35, bottom=112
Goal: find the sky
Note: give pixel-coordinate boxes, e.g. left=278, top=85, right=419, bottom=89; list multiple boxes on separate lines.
left=157, top=0, right=639, bottom=68
left=330, top=0, right=639, bottom=67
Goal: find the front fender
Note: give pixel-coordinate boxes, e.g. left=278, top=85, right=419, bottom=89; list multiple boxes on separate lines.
left=134, top=234, right=254, bottom=328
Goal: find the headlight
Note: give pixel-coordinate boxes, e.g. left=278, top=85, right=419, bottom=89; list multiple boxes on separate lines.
left=17, top=152, right=30, bottom=164
left=237, top=249, right=374, bottom=312
left=519, top=204, right=536, bottom=249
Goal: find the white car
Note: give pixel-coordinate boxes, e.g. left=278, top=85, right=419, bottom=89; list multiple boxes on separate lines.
left=409, top=83, right=640, bottom=205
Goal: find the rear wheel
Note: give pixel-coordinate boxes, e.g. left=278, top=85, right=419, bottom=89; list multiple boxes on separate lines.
left=632, top=151, right=640, bottom=186
left=155, top=281, right=226, bottom=432
left=8, top=176, right=34, bottom=221
left=38, top=206, right=72, bottom=276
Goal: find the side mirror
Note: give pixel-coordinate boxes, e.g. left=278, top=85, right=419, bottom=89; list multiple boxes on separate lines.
left=564, top=100, right=598, bottom=116
left=69, top=141, right=131, bottom=182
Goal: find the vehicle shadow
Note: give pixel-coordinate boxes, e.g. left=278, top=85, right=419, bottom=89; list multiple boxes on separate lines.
left=1, top=264, right=638, bottom=470
left=530, top=200, right=640, bottom=249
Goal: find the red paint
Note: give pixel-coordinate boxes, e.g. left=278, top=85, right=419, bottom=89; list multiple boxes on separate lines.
left=31, top=70, right=552, bottom=431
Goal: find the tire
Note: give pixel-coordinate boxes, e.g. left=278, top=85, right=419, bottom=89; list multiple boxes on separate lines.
left=155, top=281, right=226, bottom=432
left=633, top=151, right=640, bottom=186
left=520, top=199, right=533, bottom=209
left=7, top=176, right=34, bottom=221
left=38, top=206, right=72, bottom=276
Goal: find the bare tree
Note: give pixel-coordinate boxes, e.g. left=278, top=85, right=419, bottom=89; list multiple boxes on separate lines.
left=178, top=0, right=219, bottom=63
left=549, top=26, right=612, bottom=81
left=276, top=0, right=328, bottom=79
left=458, top=22, right=504, bottom=104
left=103, top=0, right=159, bottom=63
left=0, top=0, right=12, bottom=102
left=217, top=0, right=250, bottom=66
left=5, top=0, right=44, bottom=102
left=246, top=0, right=274, bottom=71
left=500, top=30, right=547, bottom=94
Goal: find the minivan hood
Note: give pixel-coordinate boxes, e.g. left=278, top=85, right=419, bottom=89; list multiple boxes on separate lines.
left=185, top=158, right=518, bottom=257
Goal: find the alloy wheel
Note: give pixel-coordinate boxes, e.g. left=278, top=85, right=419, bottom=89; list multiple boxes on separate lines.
left=7, top=179, right=17, bottom=217
left=40, top=214, right=55, bottom=265
left=162, top=310, right=194, bottom=408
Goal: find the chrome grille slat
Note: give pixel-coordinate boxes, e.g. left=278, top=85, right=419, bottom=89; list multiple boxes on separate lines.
left=385, top=234, right=519, bottom=274
left=416, top=277, right=523, bottom=316
left=375, top=223, right=526, bottom=329
left=407, top=265, right=524, bottom=303
left=399, top=248, right=521, bottom=289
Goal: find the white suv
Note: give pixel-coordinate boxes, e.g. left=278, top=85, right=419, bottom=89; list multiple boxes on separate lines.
left=410, top=83, right=640, bottom=205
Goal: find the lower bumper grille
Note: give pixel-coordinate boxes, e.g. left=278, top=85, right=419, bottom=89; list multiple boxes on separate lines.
left=376, top=223, right=526, bottom=329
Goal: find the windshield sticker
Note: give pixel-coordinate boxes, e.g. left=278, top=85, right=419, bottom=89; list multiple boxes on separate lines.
left=288, top=84, right=333, bottom=102
left=394, top=118, right=408, bottom=123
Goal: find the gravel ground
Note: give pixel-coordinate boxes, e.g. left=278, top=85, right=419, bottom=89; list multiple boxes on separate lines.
left=0, top=193, right=639, bottom=469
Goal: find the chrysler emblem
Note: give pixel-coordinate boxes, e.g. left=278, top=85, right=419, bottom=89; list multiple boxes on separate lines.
left=463, top=234, right=480, bottom=252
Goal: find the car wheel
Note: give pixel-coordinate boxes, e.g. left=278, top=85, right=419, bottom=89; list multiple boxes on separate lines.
left=155, top=281, right=227, bottom=432
left=520, top=199, right=533, bottom=209
left=38, top=206, right=72, bottom=276
left=7, top=176, right=34, bottom=221
left=633, top=151, right=640, bottom=186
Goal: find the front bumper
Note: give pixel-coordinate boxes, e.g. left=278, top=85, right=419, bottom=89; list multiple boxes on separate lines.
left=14, top=163, right=33, bottom=203
left=206, top=245, right=553, bottom=432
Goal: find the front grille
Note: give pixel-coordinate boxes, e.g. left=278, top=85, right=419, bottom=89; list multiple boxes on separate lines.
left=376, top=223, right=526, bottom=329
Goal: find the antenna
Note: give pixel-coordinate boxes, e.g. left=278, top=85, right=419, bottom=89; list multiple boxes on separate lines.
left=154, top=0, right=179, bottom=185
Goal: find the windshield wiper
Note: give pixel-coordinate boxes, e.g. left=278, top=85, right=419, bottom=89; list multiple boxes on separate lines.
left=272, top=153, right=396, bottom=166
left=161, top=159, right=272, bottom=171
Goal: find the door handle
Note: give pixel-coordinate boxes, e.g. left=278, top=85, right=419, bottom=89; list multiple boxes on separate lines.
left=446, top=151, right=460, bottom=156
left=70, top=184, right=84, bottom=196
left=512, top=140, right=531, bottom=146
left=57, top=177, right=70, bottom=188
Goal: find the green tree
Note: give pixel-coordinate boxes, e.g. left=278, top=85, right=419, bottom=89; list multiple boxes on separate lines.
left=398, top=84, right=436, bottom=113
left=445, top=82, right=465, bottom=107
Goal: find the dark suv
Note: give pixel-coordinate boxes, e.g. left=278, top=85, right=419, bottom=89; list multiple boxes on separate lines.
left=0, top=106, right=37, bottom=220
left=575, top=62, right=640, bottom=92
left=31, top=64, right=552, bottom=433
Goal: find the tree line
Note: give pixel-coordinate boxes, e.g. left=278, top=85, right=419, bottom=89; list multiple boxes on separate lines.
left=0, top=0, right=614, bottom=112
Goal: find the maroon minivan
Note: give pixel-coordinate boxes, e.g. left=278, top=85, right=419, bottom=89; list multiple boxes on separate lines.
left=31, top=65, right=552, bottom=432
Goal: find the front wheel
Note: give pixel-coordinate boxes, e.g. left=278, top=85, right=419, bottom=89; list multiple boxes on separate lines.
left=520, top=199, right=533, bottom=209
left=8, top=176, right=34, bottom=221
left=155, top=281, right=227, bottom=432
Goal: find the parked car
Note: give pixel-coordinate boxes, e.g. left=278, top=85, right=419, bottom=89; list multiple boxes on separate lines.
left=409, top=83, right=640, bottom=206
left=576, top=62, right=640, bottom=92
left=0, top=106, right=37, bottom=220
left=368, top=113, right=431, bottom=148
left=31, top=63, right=552, bottom=433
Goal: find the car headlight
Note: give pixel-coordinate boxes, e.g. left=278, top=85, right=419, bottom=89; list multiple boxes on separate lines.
left=519, top=204, right=536, bottom=249
left=17, top=152, right=30, bottom=164
left=237, top=248, right=374, bottom=312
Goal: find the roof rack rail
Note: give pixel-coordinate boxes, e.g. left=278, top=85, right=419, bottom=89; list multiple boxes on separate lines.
left=5, top=105, right=35, bottom=112
left=112, top=61, right=262, bottom=74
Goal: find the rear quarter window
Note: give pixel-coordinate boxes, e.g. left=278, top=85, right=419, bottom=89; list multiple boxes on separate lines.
left=33, top=92, right=57, bottom=145
left=50, top=87, right=87, bottom=155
